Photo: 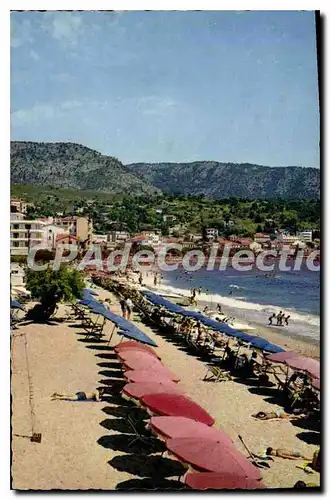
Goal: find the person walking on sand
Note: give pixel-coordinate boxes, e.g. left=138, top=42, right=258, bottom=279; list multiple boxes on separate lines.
left=154, top=274, right=157, bottom=287
left=277, top=311, right=283, bottom=326
left=125, top=297, right=133, bottom=320
left=119, top=297, right=127, bottom=318
left=139, top=272, right=143, bottom=286
left=284, top=315, right=290, bottom=326
left=268, top=313, right=276, bottom=325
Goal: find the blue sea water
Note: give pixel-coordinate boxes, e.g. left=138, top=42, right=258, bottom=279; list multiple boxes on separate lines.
left=160, top=267, right=320, bottom=342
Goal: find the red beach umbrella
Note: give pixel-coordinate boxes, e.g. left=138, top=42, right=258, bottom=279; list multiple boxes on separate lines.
left=141, top=394, right=215, bottom=426
left=123, top=370, right=176, bottom=384
left=116, top=348, right=159, bottom=362
left=148, top=416, right=233, bottom=446
left=285, top=356, right=320, bottom=380
left=185, top=472, right=265, bottom=490
left=115, top=342, right=160, bottom=359
left=118, top=350, right=163, bottom=368
left=119, top=352, right=180, bottom=382
left=266, top=351, right=298, bottom=364
left=122, top=382, right=184, bottom=400
left=166, top=437, right=261, bottom=479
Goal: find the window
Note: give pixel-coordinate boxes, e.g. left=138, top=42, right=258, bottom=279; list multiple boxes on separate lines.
left=26, top=224, right=31, bottom=230
left=13, top=224, right=19, bottom=230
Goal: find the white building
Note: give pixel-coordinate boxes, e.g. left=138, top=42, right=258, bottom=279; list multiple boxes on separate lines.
left=297, top=229, right=313, bottom=243
left=92, top=234, right=108, bottom=244
left=42, top=223, right=67, bottom=249
left=205, top=228, right=219, bottom=240
left=10, top=219, right=45, bottom=255
left=141, top=229, right=161, bottom=244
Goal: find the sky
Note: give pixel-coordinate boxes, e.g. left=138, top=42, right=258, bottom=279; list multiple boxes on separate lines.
left=11, top=10, right=319, bottom=166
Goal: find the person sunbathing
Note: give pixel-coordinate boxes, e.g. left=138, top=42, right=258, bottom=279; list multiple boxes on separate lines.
left=266, top=447, right=312, bottom=461
left=51, top=388, right=104, bottom=402
left=252, top=409, right=304, bottom=420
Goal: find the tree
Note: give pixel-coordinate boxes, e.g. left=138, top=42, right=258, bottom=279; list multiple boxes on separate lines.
left=25, top=265, right=85, bottom=321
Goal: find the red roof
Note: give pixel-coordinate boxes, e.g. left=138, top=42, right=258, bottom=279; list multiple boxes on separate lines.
left=56, top=234, right=77, bottom=242
left=131, top=234, right=148, bottom=241
left=254, top=233, right=269, bottom=238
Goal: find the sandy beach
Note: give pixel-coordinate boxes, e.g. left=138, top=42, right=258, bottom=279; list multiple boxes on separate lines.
left=132, top=271, right=320, bottom=360
left=11, top=284, right=320, bottom=490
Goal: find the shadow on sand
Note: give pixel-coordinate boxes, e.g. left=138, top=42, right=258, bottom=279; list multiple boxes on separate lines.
left=295, top=431, right=320, bottom=445
left=108, top=454, right=187, bottom=478
left=115, top=477, right=185, bottom=491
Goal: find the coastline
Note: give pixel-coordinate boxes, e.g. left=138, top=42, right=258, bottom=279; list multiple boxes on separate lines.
left=129, top=271, right=320, bottom=360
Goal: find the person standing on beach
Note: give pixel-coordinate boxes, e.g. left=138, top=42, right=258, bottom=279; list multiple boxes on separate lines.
left=119, top=297, right=127, bottom=318
left=268, top=313, right=276, bottom=325
left=284, top=315, right=290, bottom=326
left=154, top=274, right=157, bottom=287
left=139, top=272, right=143, bottom=286
left=126, top=298, right=133, bottom=320
left=277, top=311, right=283, bottom=326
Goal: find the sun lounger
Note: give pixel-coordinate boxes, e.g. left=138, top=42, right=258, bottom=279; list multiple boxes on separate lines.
left=71, top=303, right=106, bottom=339
left=203, top=364, right=231, bottom=382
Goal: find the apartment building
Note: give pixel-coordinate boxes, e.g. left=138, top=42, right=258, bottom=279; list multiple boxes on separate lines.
left=10, top=218, right=45, bottom=255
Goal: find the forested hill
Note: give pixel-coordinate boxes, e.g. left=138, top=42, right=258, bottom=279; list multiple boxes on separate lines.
left=10, top=141, right=160, bottom=196
left=127, top=161, right=320, bottom=199
left=10, top=141, right=319, bottom=199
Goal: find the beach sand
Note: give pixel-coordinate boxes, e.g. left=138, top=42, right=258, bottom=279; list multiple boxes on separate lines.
left=11, top=287, right=320, bottom=490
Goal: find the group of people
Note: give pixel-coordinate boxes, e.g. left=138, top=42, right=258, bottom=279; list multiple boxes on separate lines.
left=119, top=296, right=133, bottom=320
left=268, top=311, right=290, bottom=326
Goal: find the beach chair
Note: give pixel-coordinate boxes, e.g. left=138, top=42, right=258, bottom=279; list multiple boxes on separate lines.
left=71, top=303, right=106, bottom=339
left=83, top=314, right=106, bottom=340
left=203, top=364, right=231, bottom=382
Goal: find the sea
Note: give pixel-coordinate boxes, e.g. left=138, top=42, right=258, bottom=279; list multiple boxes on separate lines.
left=158, top=267, right=320, bottom=343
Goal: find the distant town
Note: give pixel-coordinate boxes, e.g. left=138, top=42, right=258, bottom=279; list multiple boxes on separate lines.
left=10, top=195, right=320, bottom=260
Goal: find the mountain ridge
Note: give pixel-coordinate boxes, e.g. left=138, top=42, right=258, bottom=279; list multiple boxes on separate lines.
left=10, top=141, right=320, bottom=199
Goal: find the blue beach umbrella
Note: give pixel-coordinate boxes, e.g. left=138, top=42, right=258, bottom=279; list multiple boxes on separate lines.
left=11, top=299, right=24, bottom=311
left=87, top=300, right=158, bottom=347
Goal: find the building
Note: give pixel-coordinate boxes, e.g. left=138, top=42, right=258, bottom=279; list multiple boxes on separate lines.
left=108, top=230, right=130, bottom=244
left=276, top=232, right=301, bottom=245
left=205, top=228, right=219, bottom=240
left=92, top=234, right=108, bottom=244
left=140, top=229, right=161, bottom=244
left=55, top=234, right=78, bottom=246
left=253, top=233, right=271, bottom=244
left=42, top=223, right=67, bottom=249
left=10, top=219, right=45, bottom=255
left=10, top=198, right=28, bottom=214
left=44, top=216, right=93, bottom=244
left=163, top=214, right=177, bottom=222
left=297, top=229, right=313, bottom=243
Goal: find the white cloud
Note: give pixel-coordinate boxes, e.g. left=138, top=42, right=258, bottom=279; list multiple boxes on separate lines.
left=11, top=100, right=107, bottom=126
left=11, top=104, right=57, bottom=126
left=41, top=12, right=84, bottom=45
left=11, top=18, right=33, bottom=48
left=137, top=96, right=178, bottom=117
left=60, top=100, right=82, bottom=110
